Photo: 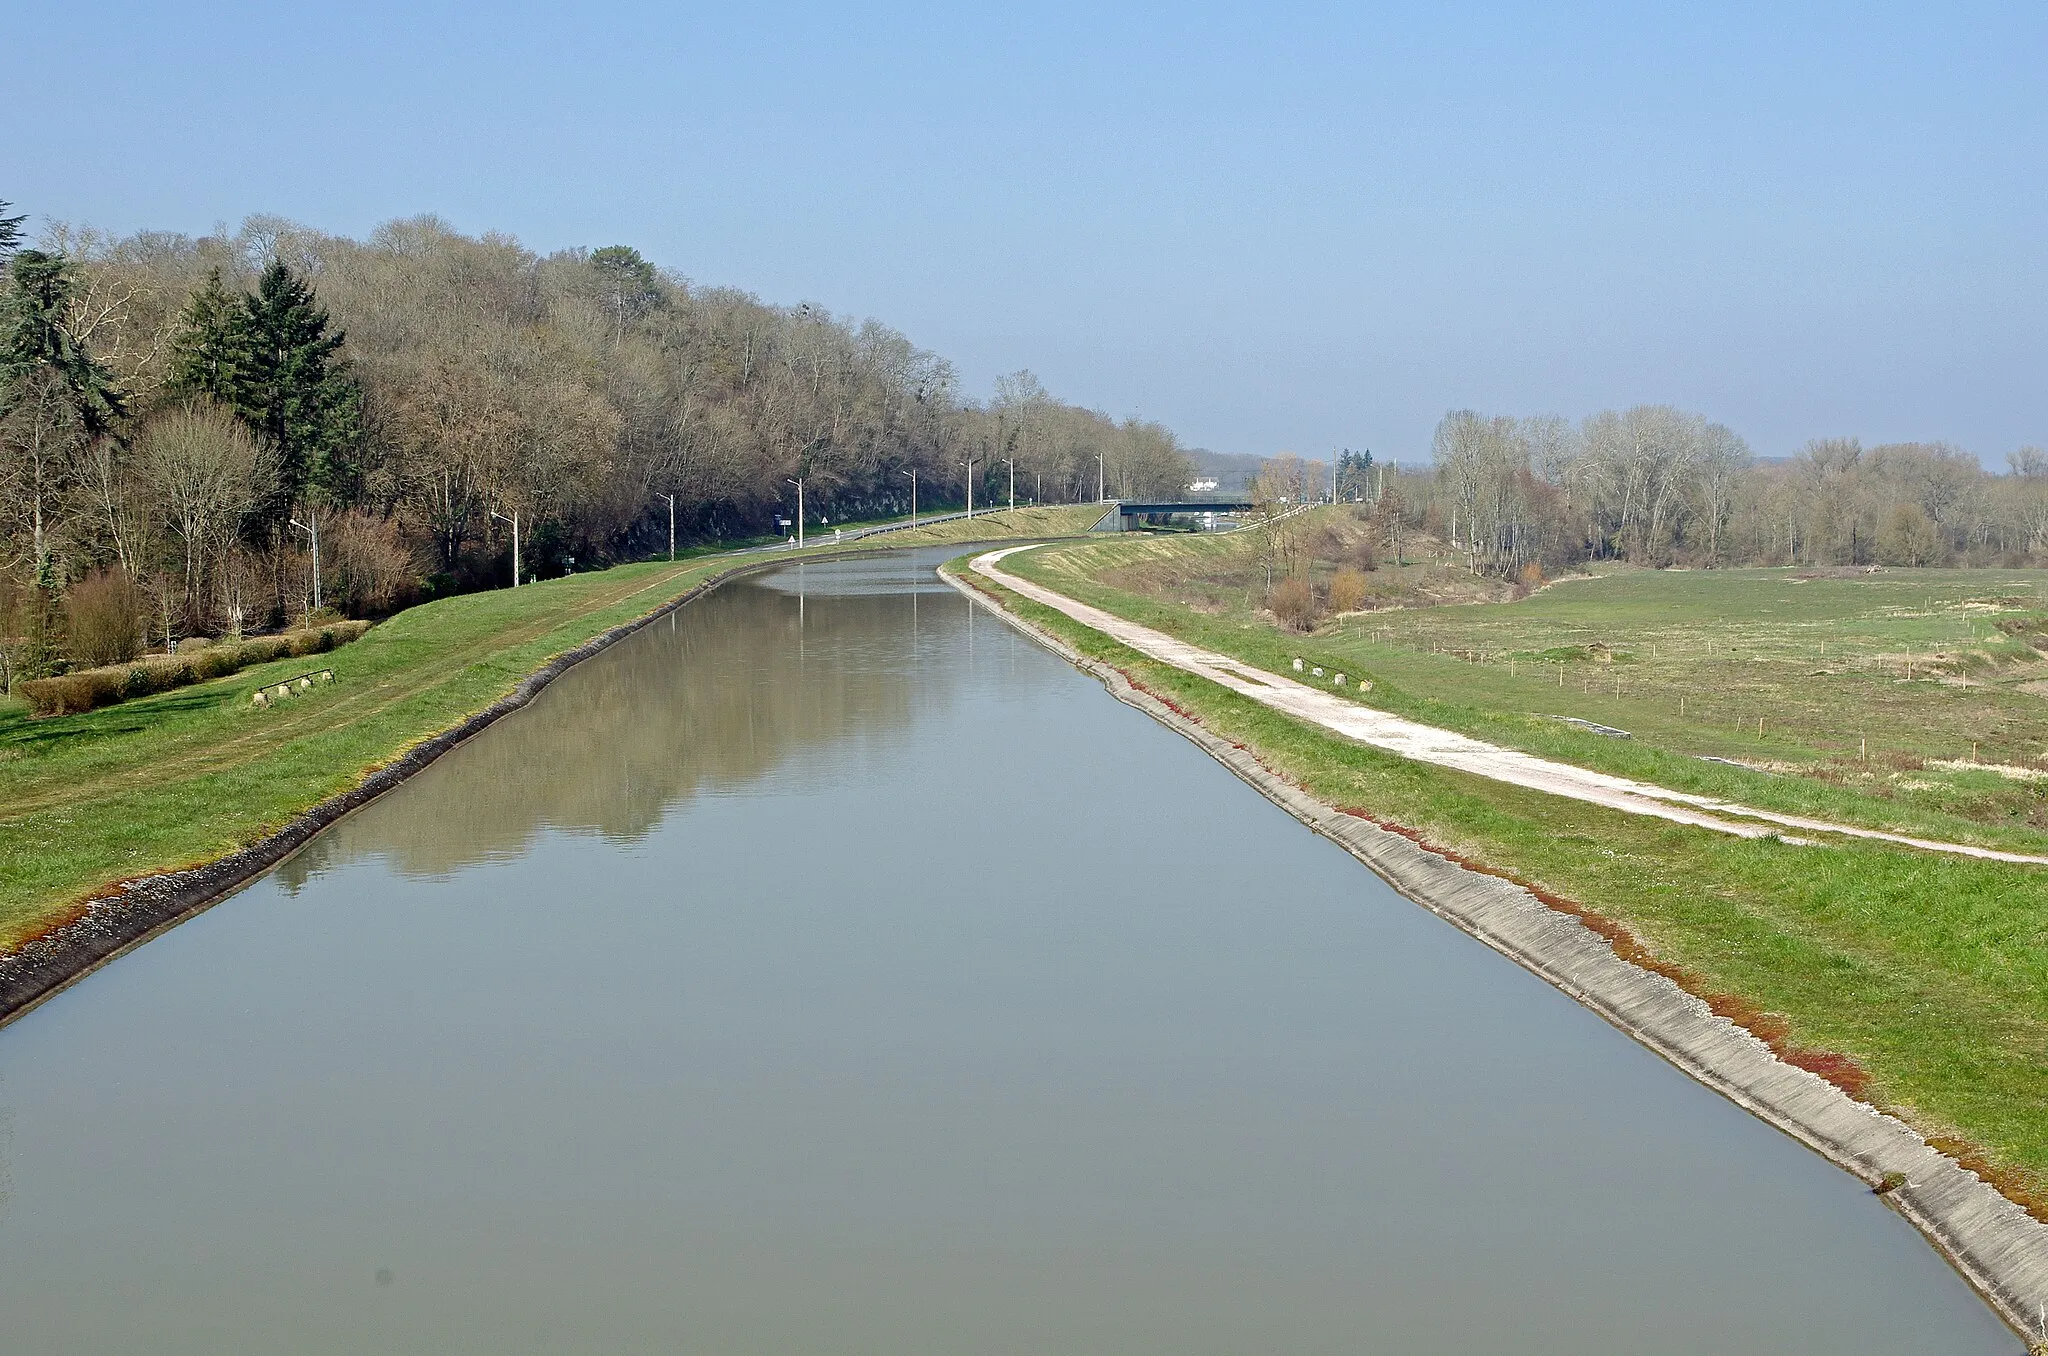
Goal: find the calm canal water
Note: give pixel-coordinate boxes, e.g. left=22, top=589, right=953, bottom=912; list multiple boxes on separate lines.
left=0, top=549, right=2017, bottom=1353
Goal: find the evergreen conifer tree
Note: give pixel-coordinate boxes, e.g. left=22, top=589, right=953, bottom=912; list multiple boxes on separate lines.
left=165, top=267, right=245, bottom=401
left=16, top=552, right=66, bottom=680
left=0, top=200, right=25, bottom=262
left=1334, top=448, right=1374, bottom=502
left=0, top=250, right=126, bottom=436
left=233, top=261, right=363, bottom=515
left=590, top=245, right=661, bottom=341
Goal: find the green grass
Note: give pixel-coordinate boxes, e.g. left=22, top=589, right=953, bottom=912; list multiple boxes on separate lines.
left=1009, top=522, right=2048, bottom=854
left=0, top=508, right=1101, bottom=950
left=846, top=502, right=1106, bottom=547
left=956, top=542, right=2048, bottom=1208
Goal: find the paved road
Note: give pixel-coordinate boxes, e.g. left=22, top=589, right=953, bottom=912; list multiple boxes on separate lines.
left=971, top=544, right=2048, bottom=866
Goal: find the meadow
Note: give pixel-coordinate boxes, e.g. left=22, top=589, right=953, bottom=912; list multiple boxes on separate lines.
left=1016, top=516, right=2048, bottom=849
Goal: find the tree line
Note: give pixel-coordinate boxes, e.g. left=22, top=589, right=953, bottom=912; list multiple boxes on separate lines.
left=1417, top=406, right=2048, bottom=578
left=0, top=205, right=1194, bottom=682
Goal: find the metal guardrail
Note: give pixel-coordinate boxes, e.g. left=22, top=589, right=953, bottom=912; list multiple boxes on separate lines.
left=250, top=669, right=335, bottom=707
left=728, top=505, right=1055, bottom=555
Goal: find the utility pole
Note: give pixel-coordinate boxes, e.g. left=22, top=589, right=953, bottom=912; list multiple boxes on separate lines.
left=490, top=509, right=520, bottom=587
left=1003, top=457, right=1015, bottom=514
left=288, top=514, right=321, bottom=614
left=961, top=458, right=977, bottom=519
left=660, top=492, right=675, bottom=561
left=1096, top=453, right=1105, bottom=503
left=785, top=478, right=805, bottom=549
left=899, top=467, right=917, bottom=525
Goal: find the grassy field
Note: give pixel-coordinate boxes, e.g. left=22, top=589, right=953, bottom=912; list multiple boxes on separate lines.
left=969, top=527, right=2048, bottom=1213
left=1013, top=517, right=2048, bottom=853
left=0, top=503, right=1103, bottom=951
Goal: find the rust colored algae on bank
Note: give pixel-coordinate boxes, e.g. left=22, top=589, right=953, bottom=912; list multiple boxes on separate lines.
left=1333, top=804, right=1880, bottom=1104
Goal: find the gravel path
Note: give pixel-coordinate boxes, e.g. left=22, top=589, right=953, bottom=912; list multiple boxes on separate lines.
left=972, top=545, right=2048, bottom=866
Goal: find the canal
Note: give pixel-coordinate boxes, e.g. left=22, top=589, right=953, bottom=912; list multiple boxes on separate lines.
left=0, top=549, right=2016, bottom=1352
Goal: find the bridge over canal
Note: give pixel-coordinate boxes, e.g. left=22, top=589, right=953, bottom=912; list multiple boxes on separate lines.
left=1091, top=499, right=1257, bottom=531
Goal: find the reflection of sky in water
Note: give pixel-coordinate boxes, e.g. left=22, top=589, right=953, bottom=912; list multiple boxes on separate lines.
left=281, top=552, right=1005, bottom=887
left=0, top=548, right=2016, bottom=1355
left=755, top=554, right=964, bottom=597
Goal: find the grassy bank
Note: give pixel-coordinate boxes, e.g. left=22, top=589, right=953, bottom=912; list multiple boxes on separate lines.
left=841, top=503, right=1105, bottom=549
left=0, top=504, right=1101, bottom=951
left=955, top=540, right=2048, bottom=1213
left=1016, top=518, right=2048, bottom=854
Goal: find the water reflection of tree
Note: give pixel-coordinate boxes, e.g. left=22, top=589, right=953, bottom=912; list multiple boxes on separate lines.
left=279, top=579, right=947, bottom=886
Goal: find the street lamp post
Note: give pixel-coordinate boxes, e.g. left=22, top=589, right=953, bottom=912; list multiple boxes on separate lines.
left=899, top=467, right=917, bottom=526
left=786, top=478, right=804, bottom=549
left=490, top=509, right=520, bottom=587
left=1002, top=457, right=1015, bottom=514
left=961, top=458, right=977, bottom=520
left=288, top=514, right=320, bottom=614
left=659, top=492, right=675, bottom=561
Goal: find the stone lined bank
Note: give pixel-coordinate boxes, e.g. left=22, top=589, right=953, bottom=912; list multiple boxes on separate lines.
left=944, top=556, right=2048, bottom=1347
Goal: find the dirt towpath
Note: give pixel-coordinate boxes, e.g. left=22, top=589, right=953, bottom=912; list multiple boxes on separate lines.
left=972, top=545, right=2048, bottom=866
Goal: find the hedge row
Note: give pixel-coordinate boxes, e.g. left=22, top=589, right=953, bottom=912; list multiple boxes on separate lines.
left=21, top=621, right=372, bottom=716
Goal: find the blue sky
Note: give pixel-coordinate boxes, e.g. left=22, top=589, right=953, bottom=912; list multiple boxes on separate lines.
left=10, top=1, right=2043, bottom=462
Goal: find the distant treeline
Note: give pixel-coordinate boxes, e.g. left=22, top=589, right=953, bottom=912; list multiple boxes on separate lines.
left=1407, top=407, right=2048, bottom=578
left=0, top=205, right=1193, bottom=680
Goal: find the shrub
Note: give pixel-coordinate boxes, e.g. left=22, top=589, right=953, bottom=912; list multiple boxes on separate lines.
left=286, top=626, right=346, bottom=657
left=1877, top=503, right=1941, bottom=566
left=13, top=580, right=65, bottom=681
left=65, top=570, right=146, bottom=668
left=117, top=659, right=199, bottom=701
left=229, top=636, right=289, bottom=667
left=329, top=510, right=420, bottom=615
left=1327, top=566, right=1369, bottom=614
left=19, top=620, right=371, bottom=715
left=21, top=671, right=118, bottom=715
left=1268, top=576, right=1320, bottom=631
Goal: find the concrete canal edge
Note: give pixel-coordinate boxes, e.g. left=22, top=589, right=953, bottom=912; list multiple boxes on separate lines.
left=0, top=551, right=826, bottom=1034
left=943, top=565, right=2048, bottom=1346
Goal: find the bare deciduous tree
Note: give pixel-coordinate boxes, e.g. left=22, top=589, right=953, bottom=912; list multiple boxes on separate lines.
left=136, top=403, right=273, bottom=629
